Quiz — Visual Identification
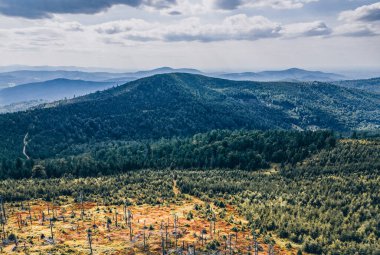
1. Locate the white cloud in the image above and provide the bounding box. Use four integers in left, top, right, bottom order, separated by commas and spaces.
335, 2, 380, 37
1, 14, 335, 50
94, 19, 154, 34
162, 15, 282, 41
93, 14, 282, 42
214, 0, 318, 10
334, 23, 380, 37
281, 21, 331, 38
339, 2, 380, 22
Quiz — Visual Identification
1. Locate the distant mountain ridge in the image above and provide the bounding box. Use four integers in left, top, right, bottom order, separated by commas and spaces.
219, 68, 345, 82
0, 79, 115, 106
0, 67, 203, 89
0, 67, 347, 90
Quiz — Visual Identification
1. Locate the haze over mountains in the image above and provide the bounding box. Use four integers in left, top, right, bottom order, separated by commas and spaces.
0, 66, 345, 89
0, 66, 379, 114
0, 79, 115, 106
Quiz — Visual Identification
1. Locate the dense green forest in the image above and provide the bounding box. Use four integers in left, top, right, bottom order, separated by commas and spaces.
0, 130, 335, 179
0, 73, 378, 160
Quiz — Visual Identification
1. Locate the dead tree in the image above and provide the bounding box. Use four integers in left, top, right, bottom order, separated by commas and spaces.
16, 214, 21, 229
87, 229, 93, 255
127, 210, 133, 241
143, 230, 146, 250
212, 212, 216, 236
165, 224, 169, 248
106, 218, 111, 232
28, 202, 32, 225
79, 191, 85, 220
49, 218, 54, 242
115, 210, 118, 227
174, 214, 178, 250
123, 201, 128, 225
0, 196, 6, 223
161, 234, 165, 255
41, 211, 45, 225
52, 199, 56, 219
229, 234, 233, 255
0, 215, 5, 241
254, 236, 258, 255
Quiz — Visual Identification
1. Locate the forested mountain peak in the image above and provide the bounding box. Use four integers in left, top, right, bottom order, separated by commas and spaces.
0, 73, 379, 160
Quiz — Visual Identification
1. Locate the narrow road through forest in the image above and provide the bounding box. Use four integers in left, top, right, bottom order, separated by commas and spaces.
23, 132, 30, 160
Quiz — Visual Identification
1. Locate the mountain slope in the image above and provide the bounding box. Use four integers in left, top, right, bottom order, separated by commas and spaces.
332, 77, 380, 93
0, 73, 378, 160
0, 79, 115, 106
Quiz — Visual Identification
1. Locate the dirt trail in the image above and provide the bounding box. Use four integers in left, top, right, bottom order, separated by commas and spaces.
23, 132, 30, 160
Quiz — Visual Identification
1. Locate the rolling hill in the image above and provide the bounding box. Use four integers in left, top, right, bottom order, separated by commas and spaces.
332, 77, 380, 93
0, 79, 116, 106
0, 73, 378, 160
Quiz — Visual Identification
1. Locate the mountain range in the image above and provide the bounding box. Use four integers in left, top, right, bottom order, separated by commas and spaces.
0, 67, 345, 89
0, 73, 378, 160
0, 67, 363, 111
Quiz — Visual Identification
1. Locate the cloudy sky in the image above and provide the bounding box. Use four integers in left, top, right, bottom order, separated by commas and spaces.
0, 0, 379, 72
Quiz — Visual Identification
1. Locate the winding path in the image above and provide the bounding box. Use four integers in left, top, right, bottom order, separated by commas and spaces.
23, 132, 30, 160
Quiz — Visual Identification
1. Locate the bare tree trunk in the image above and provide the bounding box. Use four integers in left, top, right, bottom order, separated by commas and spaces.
49, 218, 54, 242
165, 224, 169, 249
161, 235, 165, 255
0, 196, 6, 223
87, 230, 93, 255
143, 230, 146, 250
28, 202, 32, 225
254, 236, 258, 255
229, 234, 232, 255
80, 191, 85, 220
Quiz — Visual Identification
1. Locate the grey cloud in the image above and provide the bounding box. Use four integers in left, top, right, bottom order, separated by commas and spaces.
357, 5, 380, 22
168, 10, 182, 15
214, 0, 243, 10
280, 21, 331, 38
0, 0, 176, 19
303, 22, 331, 36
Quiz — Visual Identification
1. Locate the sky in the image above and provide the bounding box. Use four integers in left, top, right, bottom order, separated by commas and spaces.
0, 0, 379, 72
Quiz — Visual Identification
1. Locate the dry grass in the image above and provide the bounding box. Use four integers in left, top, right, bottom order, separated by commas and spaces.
0, 184, 302, 255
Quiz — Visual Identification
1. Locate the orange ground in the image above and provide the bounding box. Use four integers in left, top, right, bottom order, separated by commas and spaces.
0, 183, 302, 255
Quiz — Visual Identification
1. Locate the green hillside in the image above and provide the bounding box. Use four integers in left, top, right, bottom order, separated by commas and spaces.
0, 73, 378, 161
